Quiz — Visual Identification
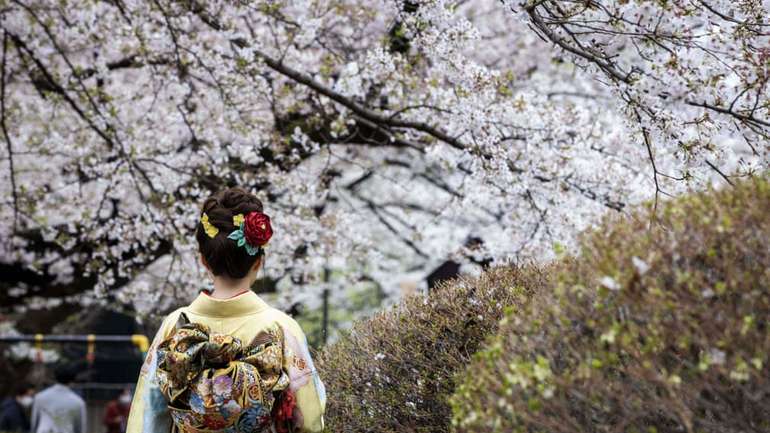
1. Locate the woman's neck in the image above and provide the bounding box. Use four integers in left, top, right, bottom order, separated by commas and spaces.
211, 276, 253, 299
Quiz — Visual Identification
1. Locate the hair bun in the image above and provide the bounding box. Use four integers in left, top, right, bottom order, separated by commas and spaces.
196, 187, 266, 279
220, 187, 258, 210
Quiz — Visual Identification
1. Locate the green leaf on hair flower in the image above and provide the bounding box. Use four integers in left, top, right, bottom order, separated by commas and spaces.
228, 229, 244, 240
245, 244, 259, 256
238, 237, 246, 247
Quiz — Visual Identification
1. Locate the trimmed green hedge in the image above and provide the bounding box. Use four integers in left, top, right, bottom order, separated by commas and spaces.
451, 178, 770, 433
316, 266, 550, 433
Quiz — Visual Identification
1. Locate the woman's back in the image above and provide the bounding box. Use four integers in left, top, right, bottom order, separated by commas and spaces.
127, 291, 326, 433
126, 187, 325, 433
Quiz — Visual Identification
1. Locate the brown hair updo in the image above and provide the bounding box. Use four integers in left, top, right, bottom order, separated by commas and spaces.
196, 187, 265, 279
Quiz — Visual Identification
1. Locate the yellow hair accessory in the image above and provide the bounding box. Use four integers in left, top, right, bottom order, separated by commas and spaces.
201, 213, 219, 238
233, 214, 245, 227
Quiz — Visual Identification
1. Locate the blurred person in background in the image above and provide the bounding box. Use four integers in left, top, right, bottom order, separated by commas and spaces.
30, 363, 86, 433
103, 388, 131, 433
0, 381, 35, 432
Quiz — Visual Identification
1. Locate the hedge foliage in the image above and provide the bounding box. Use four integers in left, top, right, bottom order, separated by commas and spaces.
451, 178, 770, 433
316, 265, 551, 433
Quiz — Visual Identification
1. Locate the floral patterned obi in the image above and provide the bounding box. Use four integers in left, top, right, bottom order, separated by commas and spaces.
155, 314, 290, 432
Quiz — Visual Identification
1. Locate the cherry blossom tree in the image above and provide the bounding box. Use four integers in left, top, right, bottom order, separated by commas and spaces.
513, 0, 769, 205
0, 0, 762, 316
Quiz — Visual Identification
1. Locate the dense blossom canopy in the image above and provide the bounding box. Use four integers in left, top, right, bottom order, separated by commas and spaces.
0, 0, 765, 313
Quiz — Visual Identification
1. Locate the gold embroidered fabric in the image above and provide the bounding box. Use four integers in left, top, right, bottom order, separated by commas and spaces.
155, 315, 289, 432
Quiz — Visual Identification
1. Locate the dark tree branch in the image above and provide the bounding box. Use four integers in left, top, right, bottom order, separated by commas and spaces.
704, 159, 734, 186
188, 4, 471, 152
686, 100, 770, 130
525, 4, 632, 84
634, 107, 671, 221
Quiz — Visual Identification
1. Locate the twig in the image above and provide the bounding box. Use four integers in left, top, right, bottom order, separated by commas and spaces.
633, 107, 668, 226
1, 31, 19, 233
704, 159, 734, 186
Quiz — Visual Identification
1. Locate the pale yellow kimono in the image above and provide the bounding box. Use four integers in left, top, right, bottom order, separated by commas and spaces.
126, 291, 326, 433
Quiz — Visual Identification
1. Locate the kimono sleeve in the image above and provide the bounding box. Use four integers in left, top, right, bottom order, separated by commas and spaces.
126, 309, 183, 433
278, 316, 327, 433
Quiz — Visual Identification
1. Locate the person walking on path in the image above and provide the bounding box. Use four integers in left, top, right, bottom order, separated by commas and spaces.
127, 187, 326, 433
103, 388, 131, 433
30, 364, 87, 433
0, 381, 35, 432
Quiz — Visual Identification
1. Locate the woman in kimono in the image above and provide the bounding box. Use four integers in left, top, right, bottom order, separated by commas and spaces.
126, 187, 326, 433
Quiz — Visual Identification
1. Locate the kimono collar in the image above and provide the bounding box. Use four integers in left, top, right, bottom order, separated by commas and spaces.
187, 290, 269, 318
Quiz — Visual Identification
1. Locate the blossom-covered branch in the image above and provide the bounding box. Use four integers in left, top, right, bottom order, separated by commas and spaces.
3, 0, 754, 315
516, 0, 768, 180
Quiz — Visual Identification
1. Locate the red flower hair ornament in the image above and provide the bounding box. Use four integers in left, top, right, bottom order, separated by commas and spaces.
227, 211, 273, 255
